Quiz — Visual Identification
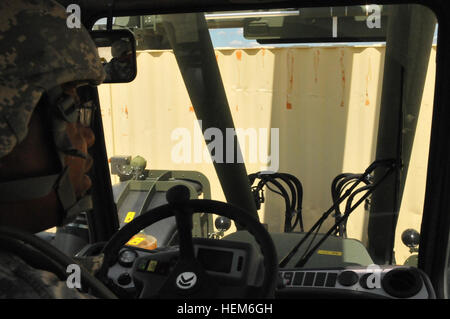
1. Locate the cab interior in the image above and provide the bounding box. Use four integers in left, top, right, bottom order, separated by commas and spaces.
6, 0, 450, 299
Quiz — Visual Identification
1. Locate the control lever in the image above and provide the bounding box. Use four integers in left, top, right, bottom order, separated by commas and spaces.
209, 216, 231, 239
401, 229, 420, 253
166, 185, 194, 261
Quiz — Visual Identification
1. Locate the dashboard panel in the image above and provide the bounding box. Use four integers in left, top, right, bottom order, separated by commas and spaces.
102, 233, 435, 299
223, 230, 436, 299
277, 266, 435, 299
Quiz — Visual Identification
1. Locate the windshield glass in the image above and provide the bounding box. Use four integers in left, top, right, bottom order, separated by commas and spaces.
94, 4, 437, 269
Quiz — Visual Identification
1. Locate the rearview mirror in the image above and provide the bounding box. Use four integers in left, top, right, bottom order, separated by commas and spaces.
90, 29, 137, 83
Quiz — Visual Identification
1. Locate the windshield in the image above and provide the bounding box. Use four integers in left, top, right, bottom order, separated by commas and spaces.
95, 4, 437, 269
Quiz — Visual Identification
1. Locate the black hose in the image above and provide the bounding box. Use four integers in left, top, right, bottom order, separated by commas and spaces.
250, 172, 304, 232
331, 173, 371, 237
257, 176, 293, 232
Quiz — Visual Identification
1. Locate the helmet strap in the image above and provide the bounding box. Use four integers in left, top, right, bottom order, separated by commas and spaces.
45, 86, 93, 226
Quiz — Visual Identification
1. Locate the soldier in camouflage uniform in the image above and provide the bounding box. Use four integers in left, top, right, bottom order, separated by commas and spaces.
103, 39, 134, 81
0, 0, 109, 298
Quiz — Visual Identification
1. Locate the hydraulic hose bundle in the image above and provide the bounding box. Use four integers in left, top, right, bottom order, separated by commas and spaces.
279, 159, 399, 268
248, 172, 303, 232
330, 173, 372, 237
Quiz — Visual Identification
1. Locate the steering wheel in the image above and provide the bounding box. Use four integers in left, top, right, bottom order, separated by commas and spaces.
98, 185, 278, 299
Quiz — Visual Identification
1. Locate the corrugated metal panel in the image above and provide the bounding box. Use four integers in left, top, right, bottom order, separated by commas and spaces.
98, 46, 435, 264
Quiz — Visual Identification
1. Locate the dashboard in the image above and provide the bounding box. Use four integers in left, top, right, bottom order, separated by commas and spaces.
103, 236, 435, 299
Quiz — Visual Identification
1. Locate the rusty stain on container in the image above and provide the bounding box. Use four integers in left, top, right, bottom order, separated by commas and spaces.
287, 50, 294, 110
288, 52, 294, 90
236, 51, 241, 87
261, 48, 266, 67
236, 50, 242, 61
340, 50, 346, 107
189, 105, 194, 112
365, 57, 372, 106
125, 105, 129, 118
314, 50, 320, 83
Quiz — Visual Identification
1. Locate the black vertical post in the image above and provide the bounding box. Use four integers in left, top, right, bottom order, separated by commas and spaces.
368, 5, 436, 264
162, 13, 258, 220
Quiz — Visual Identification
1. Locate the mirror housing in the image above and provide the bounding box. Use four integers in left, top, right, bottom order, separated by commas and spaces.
90, 29, 137, 83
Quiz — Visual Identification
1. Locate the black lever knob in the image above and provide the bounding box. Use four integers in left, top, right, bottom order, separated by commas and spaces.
166, 185, 191, 206
401, 229, 420, 250
215, 216, 231, 232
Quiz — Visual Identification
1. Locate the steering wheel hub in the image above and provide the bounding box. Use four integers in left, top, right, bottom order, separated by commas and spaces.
176, 272, 197, 289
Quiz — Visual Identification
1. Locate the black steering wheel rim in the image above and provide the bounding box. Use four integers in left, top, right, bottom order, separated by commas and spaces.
0, 226, 117, 299
99, 199, 278, 298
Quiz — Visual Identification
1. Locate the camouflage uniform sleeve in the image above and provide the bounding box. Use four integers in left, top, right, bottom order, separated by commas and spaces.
0, 251, 94, 299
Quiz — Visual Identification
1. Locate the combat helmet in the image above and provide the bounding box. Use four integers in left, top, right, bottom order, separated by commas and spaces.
0, 0, 105, 158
